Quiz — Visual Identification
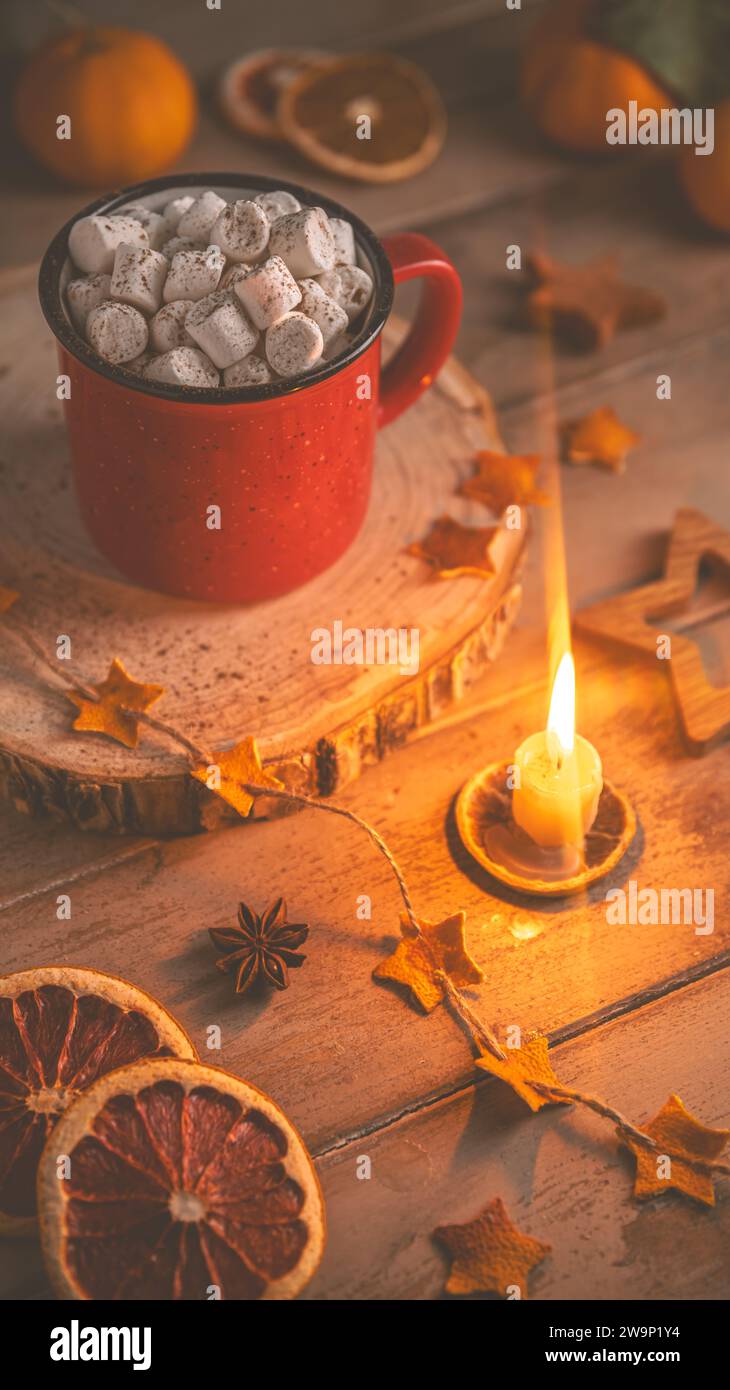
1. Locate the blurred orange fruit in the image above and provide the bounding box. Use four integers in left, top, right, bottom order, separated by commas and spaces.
14, 27, 197, 188
521, 0, 672, 155
679, 100, 730, 233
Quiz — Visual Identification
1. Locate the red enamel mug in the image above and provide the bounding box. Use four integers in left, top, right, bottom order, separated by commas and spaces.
39, 174, 462, 603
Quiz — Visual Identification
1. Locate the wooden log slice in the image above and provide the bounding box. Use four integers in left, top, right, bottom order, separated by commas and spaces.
0, 269, 526, 835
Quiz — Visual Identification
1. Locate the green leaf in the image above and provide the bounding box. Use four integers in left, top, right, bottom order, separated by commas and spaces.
595, 0, 730, 105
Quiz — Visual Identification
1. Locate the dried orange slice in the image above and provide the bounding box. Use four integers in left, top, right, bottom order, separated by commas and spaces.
0, 966, 195, 1235
38, 1057, 325, 1300
278, 53, 447, 183
218, 48, 329, 141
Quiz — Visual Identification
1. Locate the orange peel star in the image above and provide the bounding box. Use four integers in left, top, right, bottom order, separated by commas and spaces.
563, 406, 640, 473
191, 735, 284, 819
526, 251, 666, 351
68, 657, 164, 749
0, 586, 19, 614
475, 1035, 570, 1113
459, 451, 548, 516
373, 910, 482, 1013
407, 515, 498, 580
434, 1196, 551, 1299
621, 1092, 730, 1207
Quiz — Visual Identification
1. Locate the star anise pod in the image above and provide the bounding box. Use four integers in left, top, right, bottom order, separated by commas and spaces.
209, 898, 309, 994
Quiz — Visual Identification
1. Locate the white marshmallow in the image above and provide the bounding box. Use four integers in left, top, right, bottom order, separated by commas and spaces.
219, 263, 251, 292
110, 243, 168, 315
162, 195, 195, 230
68, 214, 148, 274
298, 278, 348, 347
177, 191, 228, 243
149, 300, 196, 353
210, 199, 270, 264
65, 273, 112, 332
254, 190, 302, 223
86, 301, 148, 364
265, 312, 323, 377
223, 354, 275, 388
185, 291, 259, 369
160, 235, 200, 261
113, 205, 171, 250
269, 207, 336, 278
323, 331, 350, 363
163, 245, 225, 302
234, 255, 301, 330
68, 198, 365, 392
317, 269, 342, 301
124, 349, 156, 376
325, 264, 373, 323
143, 347, 220, 389
329, 217, 356, 266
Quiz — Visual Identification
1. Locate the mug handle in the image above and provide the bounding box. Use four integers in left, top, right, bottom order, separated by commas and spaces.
377, 233, 463, 429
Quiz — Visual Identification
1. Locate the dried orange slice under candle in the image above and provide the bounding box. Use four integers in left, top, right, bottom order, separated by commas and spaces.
38, 1057, 325, 1300
278, 53, 447, 182
0, 966, 196, 1235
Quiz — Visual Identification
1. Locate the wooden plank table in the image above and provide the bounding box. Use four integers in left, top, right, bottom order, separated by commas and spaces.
1, 2, 729, 1301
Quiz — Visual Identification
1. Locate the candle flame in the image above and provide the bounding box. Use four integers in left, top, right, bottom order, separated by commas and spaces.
547, 651, 575, 757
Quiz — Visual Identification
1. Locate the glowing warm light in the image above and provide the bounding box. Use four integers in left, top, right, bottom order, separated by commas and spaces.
509, 918, 543, 942
547, 652, 576, 758
506, 229, 602, 851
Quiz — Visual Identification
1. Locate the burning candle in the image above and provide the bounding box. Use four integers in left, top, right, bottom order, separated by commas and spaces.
512, 653, 602, 849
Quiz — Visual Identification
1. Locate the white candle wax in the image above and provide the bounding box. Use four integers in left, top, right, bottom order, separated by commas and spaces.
512, 730, 603, 848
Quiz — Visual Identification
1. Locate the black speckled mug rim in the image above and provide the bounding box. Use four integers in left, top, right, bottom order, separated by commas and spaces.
38, 171, 395, 407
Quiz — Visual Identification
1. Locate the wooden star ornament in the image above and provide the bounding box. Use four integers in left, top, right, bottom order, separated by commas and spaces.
407, 516, 498, 580
526, 252, 666, 351
459, 451, 548, 516
620, 1093, 730, 1207
373, 910, 483, 1013
191, 735, 284, 818
68, 657, 164, 748
434, 1197, 551, 1298
563, 406, 641, 474
576, 509, 730, 752
475, 1035, 571, 1114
